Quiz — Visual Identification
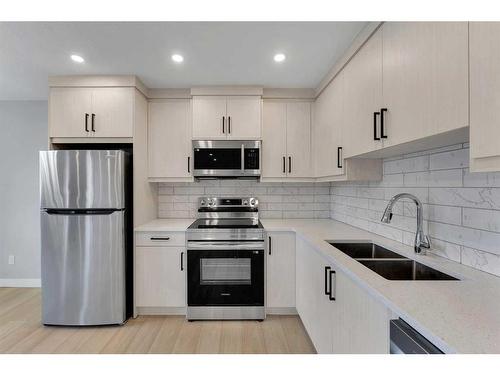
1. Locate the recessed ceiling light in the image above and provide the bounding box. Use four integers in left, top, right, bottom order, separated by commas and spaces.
70, 54, 85, 63
171, 54, 184, 63
274, 53, 286, 63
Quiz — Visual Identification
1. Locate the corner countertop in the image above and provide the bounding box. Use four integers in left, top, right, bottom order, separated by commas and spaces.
135, 218, 500, 354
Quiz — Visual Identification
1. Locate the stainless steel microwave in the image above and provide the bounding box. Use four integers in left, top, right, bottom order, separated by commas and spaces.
192, 140, 261, 179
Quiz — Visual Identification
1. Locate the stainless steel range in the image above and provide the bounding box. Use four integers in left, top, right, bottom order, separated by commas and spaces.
186, 197, 265, 321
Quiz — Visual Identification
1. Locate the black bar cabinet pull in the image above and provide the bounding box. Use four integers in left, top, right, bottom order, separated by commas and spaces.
288, 156, 292, 174
324, 266, 331, 296
329, 269, 336, 301
150, 237, 170, 241
282, 156, 286, 174
228, 116, 231, 134
85, 113, 89, 132
91, 113, 95, 132
373, 111, 380, 140
181, 252, 184, 271
187, 157, 190, 173
222, 116, 225, 134
337, 146, 343, 168
268, 236, 272, 255
380, 108, 388, 138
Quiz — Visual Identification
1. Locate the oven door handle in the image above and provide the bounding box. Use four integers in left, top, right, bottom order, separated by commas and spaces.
187, 242, 265, 251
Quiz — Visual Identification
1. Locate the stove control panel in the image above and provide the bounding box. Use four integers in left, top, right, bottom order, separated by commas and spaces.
197, 197, 259, 209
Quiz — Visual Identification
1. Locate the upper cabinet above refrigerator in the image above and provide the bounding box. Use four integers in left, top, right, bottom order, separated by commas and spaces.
192, 95, 262, 140
49, 87, 134, 139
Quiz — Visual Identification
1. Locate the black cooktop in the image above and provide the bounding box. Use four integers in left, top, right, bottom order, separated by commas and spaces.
188, 219, 263, 230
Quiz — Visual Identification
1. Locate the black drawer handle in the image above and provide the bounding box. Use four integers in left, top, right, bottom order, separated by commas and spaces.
288, 156, 292, 174
222, 116, 225, 134
181, 251, 184, 271
150, 237, 170, 241
91, 113, 95, 132
324, 266, 331, 296
268, 236, 272, 255
337, 146, 343, 169
85, 113, 89, 132
373, 111, 380, 140
380, 108, 388, 139
329, 269, 336, 301
187, 156, 190, 173
282, 156, 286, 174
228, 116, 231, 134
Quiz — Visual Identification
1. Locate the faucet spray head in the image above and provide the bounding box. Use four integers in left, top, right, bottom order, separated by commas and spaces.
381, 207, 393, 223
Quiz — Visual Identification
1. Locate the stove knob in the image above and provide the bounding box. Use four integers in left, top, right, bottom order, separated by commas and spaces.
249, 198, 257, 206
200, 199, 206, 206
243, 199, 249, 206
207, 199, 214, 206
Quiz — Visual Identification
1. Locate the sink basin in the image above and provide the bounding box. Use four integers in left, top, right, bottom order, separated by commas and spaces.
358, 260, 458, 281
329, 241, 406, 259
327, 241, 458, 281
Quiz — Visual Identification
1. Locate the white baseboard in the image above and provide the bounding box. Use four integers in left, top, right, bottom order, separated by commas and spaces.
136, 306, 186, 315
0, 278, 41, 287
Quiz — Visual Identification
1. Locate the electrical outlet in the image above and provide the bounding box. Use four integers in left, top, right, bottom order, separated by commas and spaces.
8, 255, 15, 265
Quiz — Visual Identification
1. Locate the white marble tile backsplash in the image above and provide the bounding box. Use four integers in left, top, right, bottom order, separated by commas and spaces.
330, 143, 500, 277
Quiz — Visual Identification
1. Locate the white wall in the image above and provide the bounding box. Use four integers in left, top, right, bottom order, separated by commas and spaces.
0, 101, 47, 285
330, 143, 500, 278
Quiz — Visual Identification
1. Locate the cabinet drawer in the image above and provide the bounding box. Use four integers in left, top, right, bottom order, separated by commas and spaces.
135, 231, 186, 247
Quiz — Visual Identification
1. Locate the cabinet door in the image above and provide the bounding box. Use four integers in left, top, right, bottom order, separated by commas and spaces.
90, 87, 134, 137
192, 96, 227, 139
262, 101, 287, 178
135, 247, 186, 307
266, 232, 295, 309
382, 22, 468, 147
343, 29, 383, 158
286, 102, 311, 177
148, 99, 192, 178
49, 87, 92, 137
334, 270, 390, 353
226, 96, 262, 139
296, 237, 334, 354
469, 22, 500, 172
314, 73, 344, 177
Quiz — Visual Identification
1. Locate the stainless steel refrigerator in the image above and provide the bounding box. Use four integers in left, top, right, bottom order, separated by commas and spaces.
40, 150, 132, 326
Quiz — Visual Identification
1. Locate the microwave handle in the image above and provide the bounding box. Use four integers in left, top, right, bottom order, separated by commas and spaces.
241, 144, 245, 173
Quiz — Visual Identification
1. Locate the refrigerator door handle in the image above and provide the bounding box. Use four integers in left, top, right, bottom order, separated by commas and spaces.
44, 209, 117, 215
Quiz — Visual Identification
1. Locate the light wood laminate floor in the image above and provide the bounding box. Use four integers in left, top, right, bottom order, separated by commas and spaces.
0, 288, 315, 354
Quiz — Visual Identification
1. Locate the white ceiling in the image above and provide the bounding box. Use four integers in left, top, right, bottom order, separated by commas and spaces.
0, 22, 366, 100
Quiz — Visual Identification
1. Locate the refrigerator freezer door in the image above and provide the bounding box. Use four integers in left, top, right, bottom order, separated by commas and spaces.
41, 210, 126, 325
40, 150, 126, 209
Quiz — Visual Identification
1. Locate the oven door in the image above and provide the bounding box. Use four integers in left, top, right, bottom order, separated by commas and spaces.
192, 140, 260, 178
187, 244, 264, 306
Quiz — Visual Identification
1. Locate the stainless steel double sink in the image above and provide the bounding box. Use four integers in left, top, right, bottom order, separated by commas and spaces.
328, 241, 458, 281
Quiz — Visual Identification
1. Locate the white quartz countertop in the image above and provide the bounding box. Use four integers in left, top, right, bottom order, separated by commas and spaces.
134, 219, 194, 232
136, 218, 500, 353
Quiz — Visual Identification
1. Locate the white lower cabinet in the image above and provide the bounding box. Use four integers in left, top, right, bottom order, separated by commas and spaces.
296, 236, 390, 353
135, 244, 186, 309
266, 232, 296, 312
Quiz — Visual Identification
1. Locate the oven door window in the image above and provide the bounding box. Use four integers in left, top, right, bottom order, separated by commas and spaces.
200, 258, 251, 285
194, 148, 241, 170
188, 250, 264, 306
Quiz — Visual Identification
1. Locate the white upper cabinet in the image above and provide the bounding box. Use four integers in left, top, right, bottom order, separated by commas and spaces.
343, 29, 383, 158
314, 72, 344, 177
262, 101, 287, 178
226, 96, 262, 139
192, 96, 261, 140
381, 22, 469, 147
469, 22, 500, 172
49, 88, 92, 138
192, 96, 227, 139
49, 87, 134, 138
148, 99, 192, 180
262, 100, 312, 179
286, 102, 312, 178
